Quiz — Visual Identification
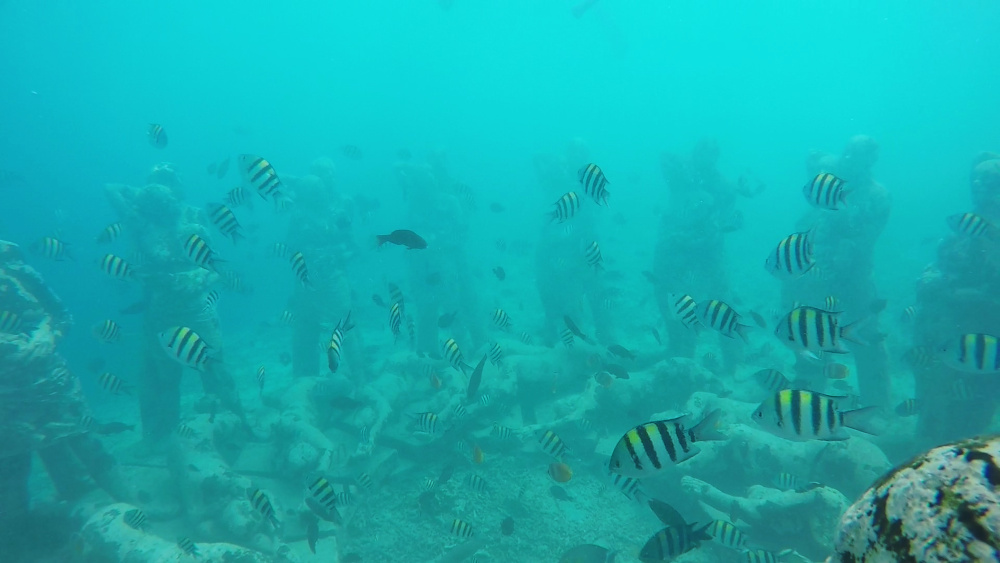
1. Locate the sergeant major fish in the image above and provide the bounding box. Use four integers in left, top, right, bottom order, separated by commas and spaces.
609, 409, 723, 477
751, 389, 878, 441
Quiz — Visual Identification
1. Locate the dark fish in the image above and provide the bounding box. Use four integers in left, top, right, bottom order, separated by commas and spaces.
342, 144, 363, 160
376, 229, 427, 250
640, 524, 711, 561
489, 202, 505, 213
748, 310, 767, 329
94, 421, 135, 435
606, 344, 635, 360
648, 499, 687, 529
563, 315, 593, 344
372, 294, 386, 308
438, 311, 458, 328
604, 364, 629, 379
492, 267, 506, 281
650, 327, 661, 344
147, 124, 167, 148
549, 485, 572, 501
467, 353, 487, 401
500, 516, 515, 536
307, 518, 319, 553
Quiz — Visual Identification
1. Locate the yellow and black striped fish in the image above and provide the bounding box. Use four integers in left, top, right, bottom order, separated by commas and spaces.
609, 410, 723, 477
802, 172, 847, 210
183, 234, 222, 272
548, 192, 580, 223
389, 302, 402, 339
239, 154, 287, 204
894, 398, 919, 417
123, 508, 147, 530
752, 368, 791, 393
560, 327, 574, 347
413, 411, 439, 434
640, 523, 711, 561
705, 520, 747, 550
158, 326, 212, 371
491, 308, 512, 330
824, 295, 839, 310
99, 253, 134, 280
99, 372, 130, 395
751, 389, 877, 441
226, 186, 252, 209
307, 476, 339, 512
947, 212, 996, 238
442, 337, 470, 374
584, 240, 604, 269
774, 306, 861, 357
327, 312, 354, 373
697, 299, 750, 343
450, 518, 474, 538
940, 333, 1000, 373
93, 319, 121, 343
539, 429, 568, 460
35, 236, 71, 260
206, 203, 245, 243
488, 342, 504, 366
247, 488, 280, 528
578, 163, 610, 206
742, 549, 780, 563
288, 251, 310, 286
764, 231, 814, 279
356, 471, 374, 492
668, 293, 701, 331
97, 222, 123, 244
176, 538, 199, 558
147, 123, 167, 149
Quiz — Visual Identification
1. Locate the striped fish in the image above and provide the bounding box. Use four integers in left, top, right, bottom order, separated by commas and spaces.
183, 234, 222, 272
697, 299, 750, 343
307, 476, 339, 512
176, 538, 199, 558
177, 423, 197, 439
764, 231, 814, 279
206, 203, 245, 243
158, 326, 212, 371
640, 524, 711, 561
220, 270, 249, 293
35, 236, 71, 260
742, 549, 779, 563
327, 312, 355, 373
147, 123, 167, 148
466, 474, 487, 493
123, 508, 147, 530
705, 520, 747, 550
825, 295, 839, 310
491, 308, 512, 330
450, 519, 474, 538
940, 333, 1000, 373
492, 423, 513, 439
99, 372, 129, 395
453, 403, 468, 419
753, 368, 792, 393
247, 488, 280, 528
895, 398, 919, 417
773, 472, 800, 490
609, 410, 723, 477
389, 302, 402, 339
93, 319, 121, 343
388, 283, 405, 309
751, 389, 877, 441
97, 222, 123, 244
899, 305, 916, 323
578, 163, 610, 205
607, 472, 644, 500
414, 411, 439, 434
584, 240, 604, 269
0, 311, 22, 333
802, 172, 848, 210
442, 337, 470, 374
356, 472, 374, 492
548, 192, 580, 222
774, 306, 861, 357
256, 365, 265, 395
202, 290, 221, 315
272, 242, 291, 259
479, 394, 492, 407
280, 310, 294, 324
99, 253, 135, 280
947, 212, 996, 238
667, 293, 701, 331
239, 154, 286, 203
519, 331, 533, 345
488, 342, 504, 366
226, 185, 252, 208
288, 251, 310, 286
539, 429, 568, 460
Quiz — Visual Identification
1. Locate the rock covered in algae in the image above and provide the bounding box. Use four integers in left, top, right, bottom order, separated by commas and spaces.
832, 434, 1000, 562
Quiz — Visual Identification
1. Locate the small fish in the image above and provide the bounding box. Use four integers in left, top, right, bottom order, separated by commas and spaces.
201, 290, 221, 315
560, 328, 575, 347
825, 295, 840, 310
467, 353, 486, 400
585, 241, 604, 269
501, 516, 515, 536
429, 371, 442, 389
748, 310, 768, 329
775, 306, 862, 357
548, 192, 580, 222
548, 462, 573, 483
327, 312, 355, 373
900, 305, 917, 323
697, 300, 750, 343
802, 172, 848, 210
492, 266, 506, 281
519, 331, 533, 345
226, 185, 251, 208
563, 315, 593, 343
99, 253, 135, 280
824, 362, 850, 379
177, 537, 199, 557
279, 310, 295, 324
272, 242, 291, 259
388, 283, 405, 309
609, 410, 724, 477
492, 423, 513, 439
549, 485, 572, 501
472, 445, 485, 464
479, 394, 492, 407
0, 311, 23, 334
594, 371, 613, 388
93, 319, 121, 343
438, 311, 458, 328
159, 327, 212, 371
753, 368, 792, 392
376, 229, 427, 250
183, 234, 222, 272
606, 344, 634, 360
247, 488, 280, 528
372, 294, 386, 308
705, 520, 747, 550
97, 222, 123, 244
751, 389, 879, 441
640, 523, 711, 561
491, 308, 512, 330
894, 398, 919, 417
35, 236, 71, 260
939, 333, 1000, 373
578, 163, 611, 205
414, 411, 439, 434
608, 473, 643, 500
307, 476, 340, 513
99, 372, 130, 395
239, 154, 287, 204
488, 342, 504, 366
288, 251, 310, 286
360, 425, 373, 444
147, 123, 167, 148
356, 472, 374, 492
443, 338, 471, 374
558, 544, 614, 563
489, 202, 505, 213
947, 212, 996, 238
177, 423, 197, 439
256, 365, 265, 395
342, 144, 363, 160
467, 474, 487, 492
206, 203, 245, 243
765, 231, 815, 279
123, 508, 147, 530
539, 429, 568, 460
604, 363, 629, 380
388, 302, 402, 340
650, 327, 662, 344
773, 472, 800, 490
450, 519, 474, 538
742, 549, 780, 563
668, 293, 701, 331
307, 519, 319, 554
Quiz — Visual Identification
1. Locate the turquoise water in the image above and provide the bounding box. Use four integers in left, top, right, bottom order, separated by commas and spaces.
2, 2, 1000, 562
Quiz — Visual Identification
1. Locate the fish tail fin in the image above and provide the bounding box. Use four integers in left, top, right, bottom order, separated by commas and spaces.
692, 408, 725, 441
839, 318, 869, 346
340, 311, 355, 333
840, 406, 882, 435
734, 323, 751, 344
375, 235, 387, 248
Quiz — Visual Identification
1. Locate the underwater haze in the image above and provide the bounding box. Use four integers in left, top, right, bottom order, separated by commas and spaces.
2, 1, 1000, 562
